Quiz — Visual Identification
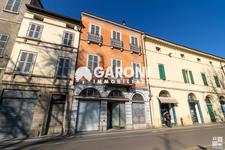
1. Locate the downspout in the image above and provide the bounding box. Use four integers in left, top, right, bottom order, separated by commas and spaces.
142, 34, 154, 128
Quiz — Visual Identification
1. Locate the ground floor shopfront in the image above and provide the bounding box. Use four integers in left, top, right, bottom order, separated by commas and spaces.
150, 87, 225, 128
0, 82, 73, 139
69, 83, 151, 133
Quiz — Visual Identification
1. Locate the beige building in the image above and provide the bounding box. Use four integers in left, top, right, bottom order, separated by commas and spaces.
0, 5, 81, 138
144, 35, 225, 128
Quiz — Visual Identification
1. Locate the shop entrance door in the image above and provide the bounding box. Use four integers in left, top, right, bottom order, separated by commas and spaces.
107, 102, 125, 129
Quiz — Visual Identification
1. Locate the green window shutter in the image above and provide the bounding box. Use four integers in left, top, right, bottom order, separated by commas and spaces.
158, 64, 166, 80
201, 73, 208, 86
182, 69, 188, 83
214, 76, 221, 88
189, 71, 195, 84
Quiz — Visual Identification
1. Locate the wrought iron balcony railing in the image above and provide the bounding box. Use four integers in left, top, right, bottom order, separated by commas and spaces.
111, 39, 123, 49
130, 44, 140, 53
88, 33, 102, 44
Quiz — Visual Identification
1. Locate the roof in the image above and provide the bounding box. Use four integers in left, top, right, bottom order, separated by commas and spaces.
82, 12, 144, 34
144, 33, 225, 61
30, 0, 44, 8
26, 4, 81, 26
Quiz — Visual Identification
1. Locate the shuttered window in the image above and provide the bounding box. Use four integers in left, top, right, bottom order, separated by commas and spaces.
63, 31, 73, 46
214, 75, 221, 88
182, 69, 194, 84
56, 58, 70, 78
27, 23, 43, 39
112, 31, 121, 41
0, 34, 8, 55
90, 24, 100, 36
158, 64, 166, 80
133, 63, 141, 80
131, 36, 138, 46
201, 73, 208, 86
87, 55, 99, 73
189, 71, 195, 84
16, 51, 36, 74
112, 59, 122, 79
5, 0, 21, 12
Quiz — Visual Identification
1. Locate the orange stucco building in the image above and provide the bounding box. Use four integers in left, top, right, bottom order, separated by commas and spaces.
70, 12, 151, 133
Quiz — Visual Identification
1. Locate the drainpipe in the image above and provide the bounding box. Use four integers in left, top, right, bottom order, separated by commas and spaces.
142, 34, 154, 128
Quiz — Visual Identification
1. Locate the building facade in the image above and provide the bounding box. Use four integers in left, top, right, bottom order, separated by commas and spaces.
0, 5, 81, 138
0, 0, 43, 80
70, 13, 151, 133
144, 35, 225, 128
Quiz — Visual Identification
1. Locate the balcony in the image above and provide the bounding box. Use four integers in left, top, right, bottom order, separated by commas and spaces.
111, 39, 123, 49
130, 44, 140, 53
87, 33, 102, 45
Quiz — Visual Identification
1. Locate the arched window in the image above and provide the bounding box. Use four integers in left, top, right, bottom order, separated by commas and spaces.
79, 88, 100, 97
206, 96, 213, 104
188, 93, 197, 101
132, 94, 145, 124
159, 90, 170, 97
108, 90, 124, 98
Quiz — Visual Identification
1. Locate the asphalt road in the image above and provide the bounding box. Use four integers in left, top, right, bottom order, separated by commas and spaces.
3, 124, 225, 150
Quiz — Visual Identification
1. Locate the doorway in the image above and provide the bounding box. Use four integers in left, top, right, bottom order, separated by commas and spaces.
107, 102, 126, 129
45, 94, 66, 135
160, 103, 176, 127
188, 93, 203, 124
220, 96, 225, 117
206, 96, 216, 122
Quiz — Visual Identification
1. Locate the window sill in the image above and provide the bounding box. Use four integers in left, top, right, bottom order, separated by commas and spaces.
24, 37, 41, 42
2, 9, 19, 15
55, 76, 70, 80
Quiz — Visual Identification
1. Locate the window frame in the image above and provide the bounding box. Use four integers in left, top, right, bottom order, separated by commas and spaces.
132, 62, 141, 80
86, 54, 100, 74
111, 58, 122, 79
158, 63, 166, 80
4, 0, 21, 13
201, 72, 208, 86
111, 30, 122, 41
130, 35, 139, 46
182, 69, 195, 84
62, 31, 74, 46
56, 57, 71, 79
14, 50, 37, 74
89, 23, 101, 36
214, 75, 221, 88
26, 22, 43, 39
0, 34, 9, 56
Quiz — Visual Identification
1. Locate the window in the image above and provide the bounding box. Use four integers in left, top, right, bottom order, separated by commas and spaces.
63, 31, 73, 46
5, 0, 21, 12
112, 30, 121, 41
27, 23, 43, 39
182, 69, 195, 84
90, 24, 100, 36
56, 58, 70, 78
87, 55, 99, 73
112, 59, 122, 78
15, 51, 36, 74
0, 34, 8, 56
180, 54, 185, 58
133, 63, 141, 80
158, 64, 166, 80
201, 73, 208, 86
130, 36, 138, 46
214, 75, 221, 88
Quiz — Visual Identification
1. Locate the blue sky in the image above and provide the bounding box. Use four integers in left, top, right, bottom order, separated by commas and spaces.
42, 0, 225, 58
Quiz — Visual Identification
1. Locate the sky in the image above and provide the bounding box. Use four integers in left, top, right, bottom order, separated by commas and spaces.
42, 0, 225, 58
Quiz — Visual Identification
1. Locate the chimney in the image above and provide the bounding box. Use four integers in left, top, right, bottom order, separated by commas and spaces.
122, 20, 126, 26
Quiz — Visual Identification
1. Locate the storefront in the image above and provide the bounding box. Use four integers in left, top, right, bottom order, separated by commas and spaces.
158, 90, 177, 127
187, 93, 203, 124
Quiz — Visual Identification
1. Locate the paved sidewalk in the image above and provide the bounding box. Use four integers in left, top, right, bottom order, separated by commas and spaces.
0, 123, 224, 150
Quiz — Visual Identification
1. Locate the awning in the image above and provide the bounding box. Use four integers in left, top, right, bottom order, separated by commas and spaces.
157, 97, 178, 104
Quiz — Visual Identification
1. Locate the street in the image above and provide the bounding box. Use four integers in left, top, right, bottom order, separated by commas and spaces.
1, 124, 225, 150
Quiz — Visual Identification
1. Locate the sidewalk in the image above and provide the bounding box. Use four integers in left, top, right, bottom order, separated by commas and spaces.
0, 123, 224, 149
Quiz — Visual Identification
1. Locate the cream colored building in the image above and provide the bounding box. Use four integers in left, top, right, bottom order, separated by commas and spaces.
144, 35, 225, 128
0, 5, 81, 138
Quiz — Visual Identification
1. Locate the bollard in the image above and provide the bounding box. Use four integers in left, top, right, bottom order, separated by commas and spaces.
180, 117, 184, 126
